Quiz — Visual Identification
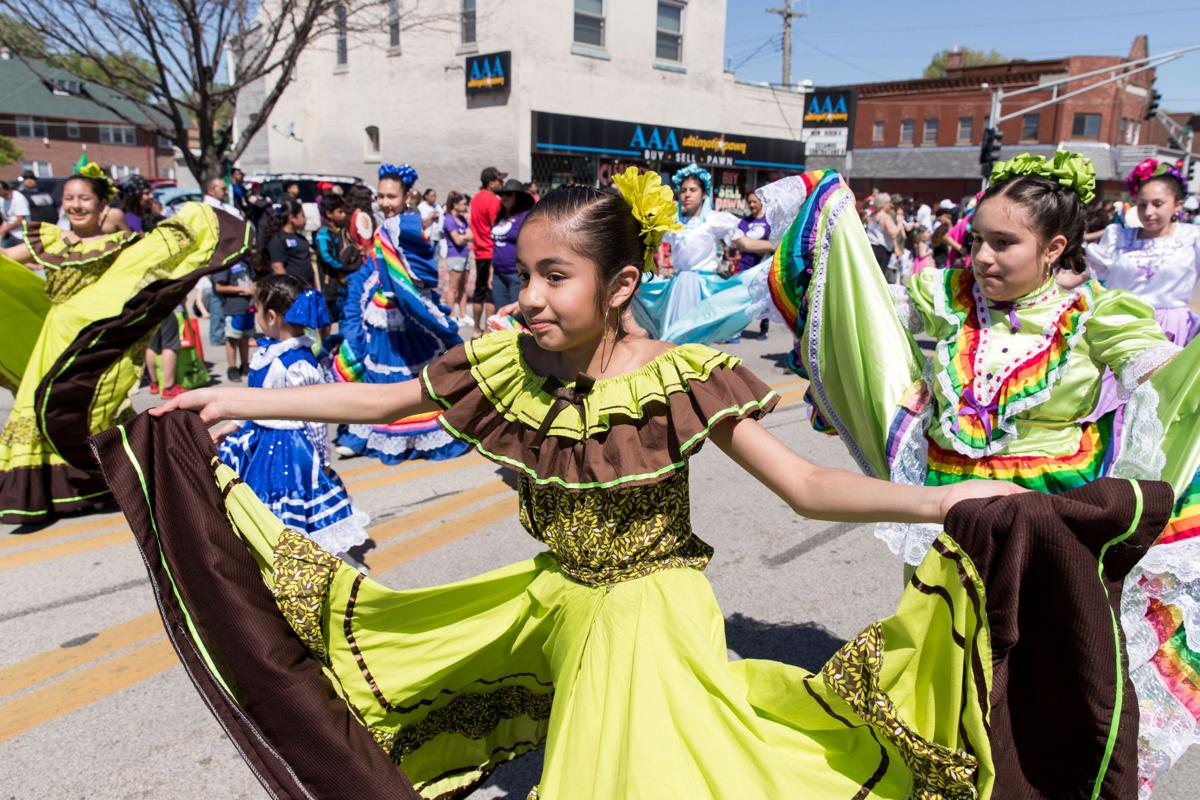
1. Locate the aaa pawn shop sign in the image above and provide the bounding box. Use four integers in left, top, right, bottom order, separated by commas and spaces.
465, 51, 511, 95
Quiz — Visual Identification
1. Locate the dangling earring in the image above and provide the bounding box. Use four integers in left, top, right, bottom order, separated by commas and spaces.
599, 305, 617, 373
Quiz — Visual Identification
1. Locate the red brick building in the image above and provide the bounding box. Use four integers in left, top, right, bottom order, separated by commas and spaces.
807, 37, 1184, 205
0, 52, 179, 182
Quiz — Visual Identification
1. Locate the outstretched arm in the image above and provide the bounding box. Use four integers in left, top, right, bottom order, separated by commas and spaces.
710, 416, 1024, 524
151, 379, 438, 427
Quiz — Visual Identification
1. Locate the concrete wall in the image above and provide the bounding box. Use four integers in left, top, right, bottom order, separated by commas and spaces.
235, 0, 806, 192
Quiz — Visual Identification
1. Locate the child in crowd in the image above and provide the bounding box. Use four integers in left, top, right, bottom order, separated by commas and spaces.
314, 192, 353, 329
911, 226, 933, 276
265, 198, 314, 288
213, 275, 369, 567
212, 260, 255, 383
442, 191, 473, 325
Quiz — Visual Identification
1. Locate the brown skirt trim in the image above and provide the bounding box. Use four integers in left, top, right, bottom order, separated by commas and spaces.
36, 208, 250, 471
89, 411, 422, 800
0, 462, 110, 524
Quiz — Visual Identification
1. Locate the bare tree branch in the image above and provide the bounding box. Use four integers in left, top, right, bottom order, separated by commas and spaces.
0, 0, 458, 182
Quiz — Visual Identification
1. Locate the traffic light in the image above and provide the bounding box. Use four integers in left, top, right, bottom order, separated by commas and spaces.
980, 127, 1003, 178
1145, 90, 1162, 121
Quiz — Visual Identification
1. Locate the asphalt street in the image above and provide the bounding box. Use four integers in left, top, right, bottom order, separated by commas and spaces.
1, 320, 1197, 799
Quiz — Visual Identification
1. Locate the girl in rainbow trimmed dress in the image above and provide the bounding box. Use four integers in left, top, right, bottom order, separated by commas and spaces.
762, 151, 1200, 796
215, 276, 369, 565
101, 164, 1181, 799
332, 163, 469, 464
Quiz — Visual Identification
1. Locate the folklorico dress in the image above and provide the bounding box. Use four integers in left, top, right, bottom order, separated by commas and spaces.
1085, 222, 1200, 419
764, 168, 1200, 796
632, 208, 746, 343
0, 203, 248, 524
93, 330, 1178, 799
332, 215, 469, 463
218, 336, 368, 559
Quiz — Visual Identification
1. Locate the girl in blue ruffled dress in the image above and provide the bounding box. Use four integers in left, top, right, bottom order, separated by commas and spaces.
216, 275, 370, 564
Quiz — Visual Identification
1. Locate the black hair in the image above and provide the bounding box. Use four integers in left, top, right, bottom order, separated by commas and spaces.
422, 187, 436, 199
1140, 172, 1186, 201
980, 174, 1088, 274
523, 185, 643, 312
678, 175, 707, 196
346, 185, 374, 215
322, 192, 346, 215
66, 172, 114, 202
446, 191, 469, 211
253, 198, 305, 274
254, 273, 308, 323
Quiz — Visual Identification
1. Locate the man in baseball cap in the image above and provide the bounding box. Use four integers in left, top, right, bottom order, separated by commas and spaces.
480, 166, 506, 186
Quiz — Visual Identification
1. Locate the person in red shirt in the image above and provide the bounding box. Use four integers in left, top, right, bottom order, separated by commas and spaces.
469, 166, 504, 332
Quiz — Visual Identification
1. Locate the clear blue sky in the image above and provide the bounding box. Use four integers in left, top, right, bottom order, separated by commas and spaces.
725, 0, 1200, 110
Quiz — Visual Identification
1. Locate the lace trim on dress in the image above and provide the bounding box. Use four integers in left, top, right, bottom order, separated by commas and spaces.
744, 265, 785, 325
755, 175, 813, 247
306, 509, 371, 559
1110, 381, 1166, 482
889, 283, 922, 334
1116, 342, 1181, 399
874, 377, 939, 565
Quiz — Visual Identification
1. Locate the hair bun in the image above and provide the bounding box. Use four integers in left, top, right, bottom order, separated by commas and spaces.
989, 150, 1095, 204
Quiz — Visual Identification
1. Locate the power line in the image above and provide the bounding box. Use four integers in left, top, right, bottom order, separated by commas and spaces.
792, 6, 1200, 36
730, 34, 782, 72
795, 36, 890, 80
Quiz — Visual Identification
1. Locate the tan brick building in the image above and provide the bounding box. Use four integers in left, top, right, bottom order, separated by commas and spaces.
0, 52, 178, 182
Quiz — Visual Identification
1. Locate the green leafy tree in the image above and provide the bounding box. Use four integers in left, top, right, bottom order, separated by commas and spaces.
0, 133, 22, 166
923, 48, 1008, 79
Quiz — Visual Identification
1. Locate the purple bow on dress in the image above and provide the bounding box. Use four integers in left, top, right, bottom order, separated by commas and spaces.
953, 386, 999, 440
988, 301, 1021, 333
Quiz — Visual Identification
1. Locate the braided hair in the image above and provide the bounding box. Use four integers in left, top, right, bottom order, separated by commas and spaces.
979, 175, 1088, 274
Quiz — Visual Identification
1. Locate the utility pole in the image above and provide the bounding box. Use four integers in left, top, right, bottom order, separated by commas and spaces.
768, 0, 807, 88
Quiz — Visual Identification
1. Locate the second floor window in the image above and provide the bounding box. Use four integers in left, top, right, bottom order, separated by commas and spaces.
574, 0, 604, 47
957, 116, 973, 142
899, 119, 914, 144
1072, 113, 1101, 138
872, 120, 885, 142
461, 0, 476, 44
388, 0, 400, 49
100, 124, 136, 145
923, 118, 938, 145
335, 4, 347, 66
656, 1, 683, 62
15, 117, 48, 138
1021, 113, 1040, 141
67, 120, 81, 139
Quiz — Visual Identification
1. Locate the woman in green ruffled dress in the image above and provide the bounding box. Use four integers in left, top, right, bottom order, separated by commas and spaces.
0, 165, 249, 524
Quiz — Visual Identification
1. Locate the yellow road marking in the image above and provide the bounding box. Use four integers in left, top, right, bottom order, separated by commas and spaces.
370, 495, 517, 574
339, 452, 486, 480
0, 513, 123, 550
0, 530, 132, 572
0, 612, 162, 698
0, 637, 177, 743
0, 482, 516, 738
768, 375, 805, 391
345, 456, 493, 495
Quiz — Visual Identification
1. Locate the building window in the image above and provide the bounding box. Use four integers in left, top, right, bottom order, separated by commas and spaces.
1021, 113, 1040, 141
20, 160, 52, 177
461, 0, 476, 44
158, 135, 173, 149
111, 165, 140, 179
872, 120, 885, 142
387, 0, 400, 49
899, 119, 915, 145
335, 4, 348, 66
15, 117, 48, 138
1072, 113, 1101, 138
655, 1, 684, 62
956, 116, 973, 143
100, 124, 136, 145
922, 118, 938, 145
574, 0, 604, 47
1119, 117, 1141, 146
52, 78, 82, 96
67, 120, 81, 139
365, 125, 380, 157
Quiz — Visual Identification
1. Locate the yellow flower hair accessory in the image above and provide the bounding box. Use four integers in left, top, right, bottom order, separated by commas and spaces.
988, 150, 1096, 205
611, 166, 683, 273
75, 162, 117, 200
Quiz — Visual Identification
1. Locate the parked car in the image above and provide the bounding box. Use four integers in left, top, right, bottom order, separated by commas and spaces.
245, 172, 361, 232
155, 187, 204, 215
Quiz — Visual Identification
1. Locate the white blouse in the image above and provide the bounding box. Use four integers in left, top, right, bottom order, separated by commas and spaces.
1085, 223, 1200, 309
665, 210, 741, 273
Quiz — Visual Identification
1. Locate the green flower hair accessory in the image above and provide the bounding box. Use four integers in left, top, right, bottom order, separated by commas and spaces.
74, 162, 117, 200
611, 166, 683, 273
988, 150, 1096, 205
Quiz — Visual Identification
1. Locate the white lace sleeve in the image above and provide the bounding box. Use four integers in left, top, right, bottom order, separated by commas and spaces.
888, 283, 922, 333
1116, 342, 1181, 399
285, 358, 332, 467
1084, 224, 1121, 281
755, 175, 815, 247
743, 264, 784, 324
